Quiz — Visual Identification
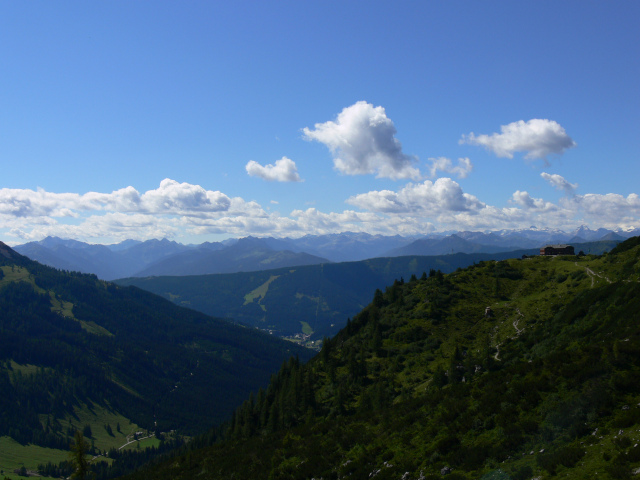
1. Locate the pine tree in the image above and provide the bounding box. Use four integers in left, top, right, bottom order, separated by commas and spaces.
320, 337, 331, 364
69, 430, 93, 480
373, 288, 385, 307
371, 323, 382, 356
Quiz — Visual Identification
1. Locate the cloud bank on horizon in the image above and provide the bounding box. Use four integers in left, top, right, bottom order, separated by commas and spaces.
1, 101, 638, 245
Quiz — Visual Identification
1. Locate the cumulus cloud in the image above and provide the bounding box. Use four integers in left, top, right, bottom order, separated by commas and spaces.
427, 157, 473, 179
511, 191, 558, 211
0, 187, 83, 218
541, 172, 578, 194
139, 179, 231, 214
245, 157, 302, 182
2, 177, 639, 245
566, 193, 640, 219
302, 101, 420, 180
0, 179, 231, 218
347, 178, 485, 214
460, 119, 576, 161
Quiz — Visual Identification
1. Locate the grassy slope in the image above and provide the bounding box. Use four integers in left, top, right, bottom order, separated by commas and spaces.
0, 401, 141, 478
0, 436, 68, 480
0, 265, 113, 337
121, 239, 640, 479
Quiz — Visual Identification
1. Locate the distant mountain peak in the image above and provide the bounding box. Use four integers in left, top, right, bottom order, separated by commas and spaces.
236, 236, 271, 248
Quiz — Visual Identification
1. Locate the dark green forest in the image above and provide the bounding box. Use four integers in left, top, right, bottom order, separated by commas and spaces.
0, 243, 310, 477
121, 237, 640, 479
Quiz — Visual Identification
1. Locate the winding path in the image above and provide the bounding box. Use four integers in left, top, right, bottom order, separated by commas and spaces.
576, 262, 612, 286
492, 307, 526, 361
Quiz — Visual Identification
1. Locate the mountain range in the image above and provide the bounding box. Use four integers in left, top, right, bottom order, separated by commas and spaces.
12, 226, 639, 280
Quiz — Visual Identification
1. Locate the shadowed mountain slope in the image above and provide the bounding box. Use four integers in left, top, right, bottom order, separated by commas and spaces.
132, 236, 330, 277
0, 242, 311, 452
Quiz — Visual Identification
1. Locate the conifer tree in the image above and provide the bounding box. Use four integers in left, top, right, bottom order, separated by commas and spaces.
69, 430, 93, 480
372, 323, 382, 356
373, 288, 385, 308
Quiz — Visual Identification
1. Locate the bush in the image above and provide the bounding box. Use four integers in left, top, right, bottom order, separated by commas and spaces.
537, 445, 585, 474
511, 465, 533, 480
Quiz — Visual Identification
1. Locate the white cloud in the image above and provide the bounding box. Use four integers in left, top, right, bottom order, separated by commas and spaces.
541, 172, 578, 194
347, 178, 485, 214
460, 119, 576, 160
182, 213, 300, 237
290, 208, 381, 234
245, 157, 302, 182
302, 101, 420, 180
139, 179, 231, 214
566, 193, 640, 219
0, 179, 231, 218
511, 190, 558, 211
0, 212, 180, 244
0, 187, 83, 217
428, 157, 473, 179
288, 208, 437, 237
2, 177, 639, 244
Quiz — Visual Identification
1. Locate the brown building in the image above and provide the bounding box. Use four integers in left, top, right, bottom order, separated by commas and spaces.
540, 244, 575, 256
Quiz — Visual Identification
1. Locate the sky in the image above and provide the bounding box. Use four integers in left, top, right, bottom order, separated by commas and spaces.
1, 1, 639, 245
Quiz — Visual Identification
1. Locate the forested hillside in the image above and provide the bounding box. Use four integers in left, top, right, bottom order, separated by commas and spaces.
122, 236, 640, 480
116, 242, 614, 344
0, 242, 310, 477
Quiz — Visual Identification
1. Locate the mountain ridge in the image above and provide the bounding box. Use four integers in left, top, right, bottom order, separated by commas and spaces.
12, 226, 635, 280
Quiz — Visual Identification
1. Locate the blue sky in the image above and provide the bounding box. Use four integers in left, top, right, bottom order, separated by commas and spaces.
1, 1, 639, 245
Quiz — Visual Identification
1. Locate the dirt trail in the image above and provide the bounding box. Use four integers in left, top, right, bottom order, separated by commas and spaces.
513, 308, 525, 335
91, 433, 156, 461
576, 262, 612, 286
492, 307, 525, 361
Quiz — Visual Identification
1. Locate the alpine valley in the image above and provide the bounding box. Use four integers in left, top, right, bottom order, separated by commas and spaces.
0, 242, 311, 478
